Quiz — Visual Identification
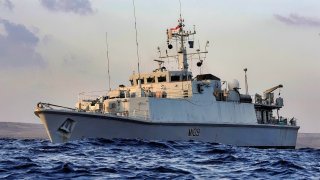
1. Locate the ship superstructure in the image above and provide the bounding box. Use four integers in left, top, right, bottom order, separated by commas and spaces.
35, 15, 299, 148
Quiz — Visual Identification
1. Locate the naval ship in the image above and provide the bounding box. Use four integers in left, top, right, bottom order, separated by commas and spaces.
35, 16, 299, 148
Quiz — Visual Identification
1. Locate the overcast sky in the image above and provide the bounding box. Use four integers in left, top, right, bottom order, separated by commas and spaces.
0, 0, 319, 133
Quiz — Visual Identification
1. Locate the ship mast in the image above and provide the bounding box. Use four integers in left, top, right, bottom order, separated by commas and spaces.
178, 0, 185, 70
172, 17, 196, 71
162, 15, 208, 73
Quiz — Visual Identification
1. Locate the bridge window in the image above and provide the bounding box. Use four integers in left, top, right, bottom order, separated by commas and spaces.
158, 76, 166, 82
171, 75, 180, 82
181, 75, 192, 81
182, 75, 188, 81
136, 79, 144, 84
147, 77, 155, 83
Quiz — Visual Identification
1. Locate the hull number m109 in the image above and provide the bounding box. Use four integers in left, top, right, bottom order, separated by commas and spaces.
188, 128, 200, 136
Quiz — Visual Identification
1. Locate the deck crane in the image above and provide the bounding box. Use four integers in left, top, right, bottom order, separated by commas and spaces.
263, 84, 283, 105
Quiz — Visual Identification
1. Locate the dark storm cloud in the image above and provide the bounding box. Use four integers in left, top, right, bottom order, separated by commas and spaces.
274, 14, 320, 27
0, 0, 14, 10
40, 0, 93, 15
0, 19, 46, 68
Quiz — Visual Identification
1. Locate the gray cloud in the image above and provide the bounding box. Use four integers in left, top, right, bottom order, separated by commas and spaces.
40, 0, 93, 15
274, 14, 320, 27
0, 19, 46, 68
0, 0, 14, 10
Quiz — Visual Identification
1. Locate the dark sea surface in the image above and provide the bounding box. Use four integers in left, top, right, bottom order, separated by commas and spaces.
0, 138, 319, 179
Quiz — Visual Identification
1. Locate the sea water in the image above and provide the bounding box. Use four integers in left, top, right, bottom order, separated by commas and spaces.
0, 138, 319, 179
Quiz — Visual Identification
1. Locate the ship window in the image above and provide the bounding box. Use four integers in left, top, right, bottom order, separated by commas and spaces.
111, 103, 116, 108
147, 77, 155, 83
130, 80, 134, 86
182, 75, 188, 81
158, 76, 166, 82
136, 79, 144, 84
120, 91, 125, 98
171, 75, 180, 82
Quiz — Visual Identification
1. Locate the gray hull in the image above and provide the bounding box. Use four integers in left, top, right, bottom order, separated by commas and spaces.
36, 109, 299, 148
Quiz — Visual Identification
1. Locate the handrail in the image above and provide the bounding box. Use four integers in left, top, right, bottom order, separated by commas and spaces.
78, 90, 109, 101
37, 102, 76, 111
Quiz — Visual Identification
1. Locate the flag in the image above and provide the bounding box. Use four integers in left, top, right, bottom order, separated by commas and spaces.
170, 25, 181, 33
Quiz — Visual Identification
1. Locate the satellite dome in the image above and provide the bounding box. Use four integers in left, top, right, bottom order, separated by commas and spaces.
228, 79, 240, 90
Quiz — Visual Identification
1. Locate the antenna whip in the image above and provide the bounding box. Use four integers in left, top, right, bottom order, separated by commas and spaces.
179, 0, 182, 18
132, 0, 141, 79
106, 32, 111, 91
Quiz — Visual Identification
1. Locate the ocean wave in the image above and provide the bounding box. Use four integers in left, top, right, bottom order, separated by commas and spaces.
0, 138, 319, 179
